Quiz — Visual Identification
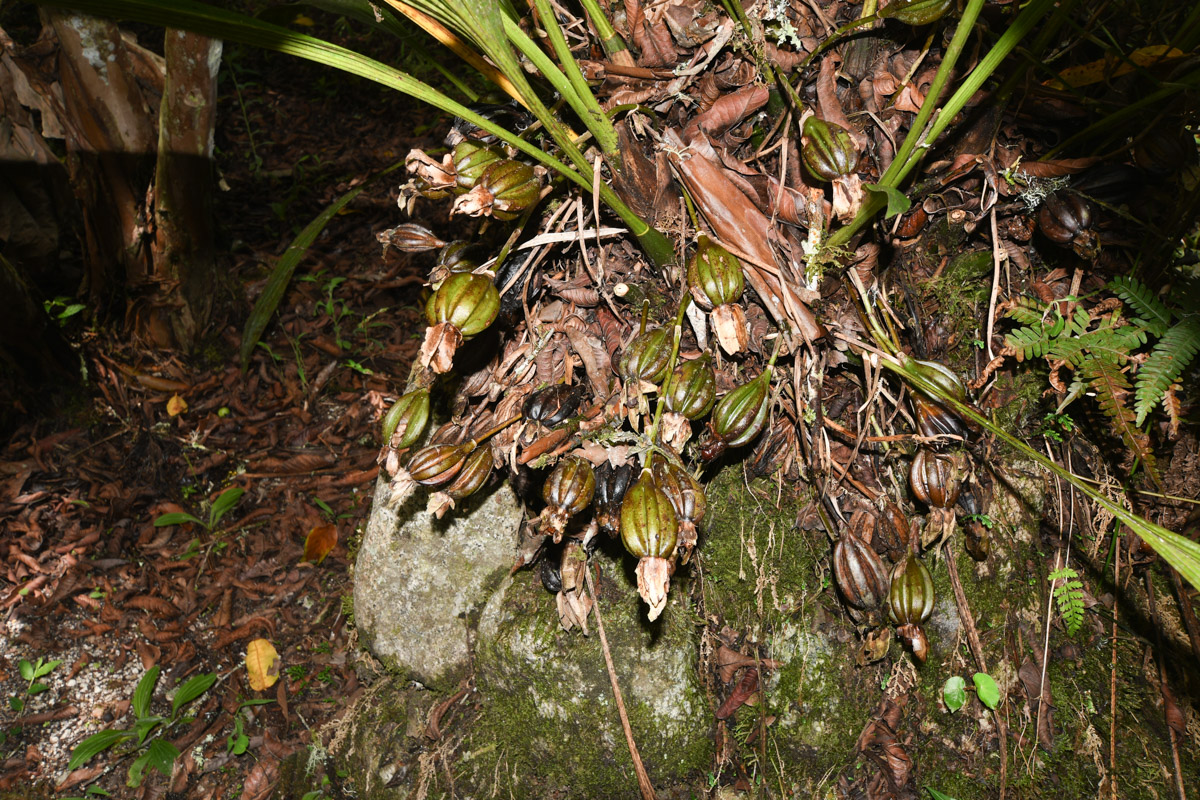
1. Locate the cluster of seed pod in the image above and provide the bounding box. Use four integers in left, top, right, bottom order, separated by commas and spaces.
375, 215, 787, 623
830, 356, 991, 663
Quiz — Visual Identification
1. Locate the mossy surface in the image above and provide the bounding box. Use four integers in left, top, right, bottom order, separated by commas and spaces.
459, 561, 712, 798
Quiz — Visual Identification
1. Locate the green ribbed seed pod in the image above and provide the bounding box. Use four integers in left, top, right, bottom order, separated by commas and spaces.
620, 473, 678, 560
619, 327, 672, 385
688, 235, 744, 308
437, 240, 478, 273
802, 117, 860, 181
888, 556, 935, 625
906, 358, 968, 405
711, 370, 772, 447
426, 273, 500, 338
381, 388, 430, 448
650, 457, 707, 526
453, 139, 505, 189
477, 160, 542, 220
665, 357, 717, 420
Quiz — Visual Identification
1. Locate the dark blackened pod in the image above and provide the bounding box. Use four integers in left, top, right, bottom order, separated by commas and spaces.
444, 445, 493, 501
453, 139, 505, 189
915, 396, 970, 441
909, 448, 964, 508
542, 456, 596, 542
888, 556, 935, 626
619, 327, 672, 386
664, 357, 717, 420
523, 384, 587, 426
620, 472, 678, 560
834, 532, 890, 611
495, 248, 541, 329
407, 443, 473, 487
595, 462, 636, 535
540, 554, 563, 593
437, 240, 479, 273
801, 117, 860, 181
1038, 192, 1098, 258
381, 388, 430, 448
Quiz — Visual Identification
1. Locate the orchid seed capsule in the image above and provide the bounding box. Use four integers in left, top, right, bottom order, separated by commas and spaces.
909, 447, 965, 508
381, 388, 430, 449
619, 472, 678, 561
523, 384, 587, 427
619, 327, 672, 386
711, 369, 772, 447
444, 445, 493, 501
834, 531, 890, 611
664, 357, 717, 420
688, 236, 744, 309
426, 272, 500, 338
542, 456, 596, 542
476, 160, 543, 220
407, 442, 472, 487
452, 139, 505, 189
595, 461, 636, 536
888, 556, 935, 627
802, 117, 860, 182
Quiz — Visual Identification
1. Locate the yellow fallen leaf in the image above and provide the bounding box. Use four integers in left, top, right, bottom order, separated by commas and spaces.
1044, 45, 1184, 90
245, 639, 280, 691
167, 394, 188, 417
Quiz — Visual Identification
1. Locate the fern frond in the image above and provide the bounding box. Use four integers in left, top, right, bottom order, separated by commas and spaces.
1134, 316, 1200, 425
1074, 324, 1146, 366
1110, 276, 1170, 337
1082, 358, 1161, 488
1006, 296, 1053, 327
1006, 325, 1053, 361
1048, 566, 1085, 636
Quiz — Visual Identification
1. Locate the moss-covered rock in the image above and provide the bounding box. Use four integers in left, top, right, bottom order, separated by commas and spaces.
462, 552, 712, 798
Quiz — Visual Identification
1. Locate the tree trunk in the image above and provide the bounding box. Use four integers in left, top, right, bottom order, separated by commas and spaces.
46, 10, 157, 309
153, 29, 221, 351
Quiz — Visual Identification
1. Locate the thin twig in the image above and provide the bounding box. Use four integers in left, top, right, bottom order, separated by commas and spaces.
1110, 544, 1119, 800
1144, 570, 1188, 800
944, 547, 1008, 800
583, 565, 657, 800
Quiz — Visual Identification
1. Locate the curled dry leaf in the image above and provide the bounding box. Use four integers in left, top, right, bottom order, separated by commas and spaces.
245, 638, 280, 691
715, 666, 758, 719
302, 524, 337, 565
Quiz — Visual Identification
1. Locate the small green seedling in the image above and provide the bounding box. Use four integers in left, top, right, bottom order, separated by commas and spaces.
67, 665, 217, 788
10, 657, 62, 714
942, 672, 1001, 712
154, 486, 245, 533
227, 698, 273, 756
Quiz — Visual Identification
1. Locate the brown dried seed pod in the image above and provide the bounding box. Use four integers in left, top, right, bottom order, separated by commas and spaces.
542, 456, 596, 542
909, 448, 964, 509
833, 531, 890, 611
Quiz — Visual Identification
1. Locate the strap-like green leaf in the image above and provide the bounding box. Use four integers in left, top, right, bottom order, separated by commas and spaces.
131, 665, 161, 720
172, 673, 218, 716
67, 729, 134, 771
208, 487, 245, 529
239, 164, 399, 370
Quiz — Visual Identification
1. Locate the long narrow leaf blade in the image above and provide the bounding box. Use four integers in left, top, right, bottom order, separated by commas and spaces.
239, 165, 399, 370
67, 729, 135, 771
131, 665, 161, 720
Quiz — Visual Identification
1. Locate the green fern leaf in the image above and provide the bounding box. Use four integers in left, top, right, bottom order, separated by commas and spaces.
1134, 316, 1200, 425
1048, 567, 1085, 636
1006, 325, 1052, 361
1110, 276, 1170, 337
1007, 297, 1048, 327
1082, 358, 1161, 488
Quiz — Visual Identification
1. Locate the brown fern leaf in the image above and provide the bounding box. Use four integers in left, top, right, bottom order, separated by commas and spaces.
1081, 359, 1161, 489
